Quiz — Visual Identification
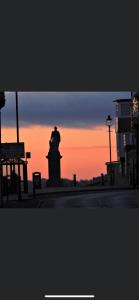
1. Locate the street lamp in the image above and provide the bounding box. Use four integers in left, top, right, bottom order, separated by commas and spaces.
106, 115, 112, 185
15, 92, 22, 200
106, 115, 112, 162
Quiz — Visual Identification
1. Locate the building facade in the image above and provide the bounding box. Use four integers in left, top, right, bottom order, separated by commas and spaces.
113, 93, 139, 186
113, 98, 132, 176
131, 92, 139, 185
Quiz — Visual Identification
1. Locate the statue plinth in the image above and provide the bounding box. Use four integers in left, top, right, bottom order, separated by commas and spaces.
46, 149, 62, 187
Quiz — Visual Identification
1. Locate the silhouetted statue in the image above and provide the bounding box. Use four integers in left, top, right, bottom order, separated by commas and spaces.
46, 126, 62, 187
49, 126, 61, 152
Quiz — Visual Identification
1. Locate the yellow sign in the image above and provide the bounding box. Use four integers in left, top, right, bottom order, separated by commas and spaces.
132, 97, 139, 113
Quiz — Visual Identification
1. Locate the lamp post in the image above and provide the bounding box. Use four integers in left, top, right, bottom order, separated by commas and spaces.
15, 92, 22, 200
0, 92, 6, 207
106, 115, 112, 185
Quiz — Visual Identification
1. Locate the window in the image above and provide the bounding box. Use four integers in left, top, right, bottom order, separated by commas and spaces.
115, 104, 119, 117
123, 133, 130, 146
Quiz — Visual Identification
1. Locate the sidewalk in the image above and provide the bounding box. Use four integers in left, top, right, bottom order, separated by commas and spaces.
28, 184, 138, 197
4, 184, 137, 200
2, 184, 138, 207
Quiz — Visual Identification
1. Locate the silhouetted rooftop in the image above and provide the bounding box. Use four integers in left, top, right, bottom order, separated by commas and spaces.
134, 92, 139, 98
113, 98, 131, 103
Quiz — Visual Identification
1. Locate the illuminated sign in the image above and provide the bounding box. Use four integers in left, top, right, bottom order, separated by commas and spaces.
132, 97, 139, 114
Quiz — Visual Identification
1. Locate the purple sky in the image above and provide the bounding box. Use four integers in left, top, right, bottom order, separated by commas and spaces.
2, 91, 131, 128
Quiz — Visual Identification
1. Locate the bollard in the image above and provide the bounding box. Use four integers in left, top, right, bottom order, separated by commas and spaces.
73, 174, 77, 186
33, 184, 36, 199
73, 174, 77, 187
101, 173, 104, 186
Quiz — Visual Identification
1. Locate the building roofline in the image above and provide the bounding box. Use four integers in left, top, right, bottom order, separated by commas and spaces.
113, 98, 131, 103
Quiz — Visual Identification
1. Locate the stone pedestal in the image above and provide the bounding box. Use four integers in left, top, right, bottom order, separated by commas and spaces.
46, 149, 62, 187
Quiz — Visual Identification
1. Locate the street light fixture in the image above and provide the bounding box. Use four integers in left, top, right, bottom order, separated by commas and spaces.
106, 115, 113, 185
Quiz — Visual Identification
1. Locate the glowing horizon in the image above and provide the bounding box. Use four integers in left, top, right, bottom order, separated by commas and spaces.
2, 125, 117, 181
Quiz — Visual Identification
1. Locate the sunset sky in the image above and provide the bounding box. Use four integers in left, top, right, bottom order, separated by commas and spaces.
2, 92, 130, 180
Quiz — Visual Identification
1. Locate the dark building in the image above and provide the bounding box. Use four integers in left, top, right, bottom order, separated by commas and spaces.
130, 92, 139, 185
113, 98, 132, 175
113, 93, 139, 186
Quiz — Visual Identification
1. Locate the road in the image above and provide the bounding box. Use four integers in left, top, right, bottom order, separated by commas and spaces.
38, 189, 139, 208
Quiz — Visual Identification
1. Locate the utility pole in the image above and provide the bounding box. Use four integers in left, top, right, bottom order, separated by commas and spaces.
15, 92, 22, 200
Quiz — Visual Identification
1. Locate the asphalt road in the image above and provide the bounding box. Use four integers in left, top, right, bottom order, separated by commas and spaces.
38, 189, 139, 208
